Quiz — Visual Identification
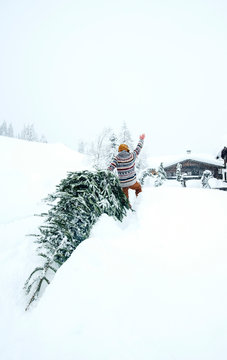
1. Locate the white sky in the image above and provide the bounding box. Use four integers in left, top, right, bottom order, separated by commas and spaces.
0, 0, 227, 156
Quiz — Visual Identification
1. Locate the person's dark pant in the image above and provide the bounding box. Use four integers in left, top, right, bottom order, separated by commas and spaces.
122, 182, 142, 199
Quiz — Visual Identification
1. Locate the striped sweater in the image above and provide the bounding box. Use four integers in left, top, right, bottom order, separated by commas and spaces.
108, 139, 144, 188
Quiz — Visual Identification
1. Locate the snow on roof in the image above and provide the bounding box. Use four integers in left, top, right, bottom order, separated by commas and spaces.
147, 152, 224, 169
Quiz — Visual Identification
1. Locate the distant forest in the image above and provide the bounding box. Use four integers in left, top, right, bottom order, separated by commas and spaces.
0, 121, 47, 143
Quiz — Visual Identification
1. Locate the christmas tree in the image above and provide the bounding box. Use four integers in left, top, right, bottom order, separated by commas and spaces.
201, 170, 213, 188
154, 163, 167, 187
24, 170, 130, 311
176, 162, 186, 187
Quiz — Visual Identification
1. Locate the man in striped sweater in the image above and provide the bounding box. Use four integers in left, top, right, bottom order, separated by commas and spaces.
108, 134, 145, 199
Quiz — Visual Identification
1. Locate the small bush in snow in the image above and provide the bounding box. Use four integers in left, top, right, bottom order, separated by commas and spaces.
139, 168, 157, 185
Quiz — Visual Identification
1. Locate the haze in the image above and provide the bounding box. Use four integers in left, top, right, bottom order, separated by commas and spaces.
0, 0, 226, 156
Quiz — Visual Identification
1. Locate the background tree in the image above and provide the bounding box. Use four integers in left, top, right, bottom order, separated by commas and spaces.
155, 162, 167, 187
0, 121, 8, 136
201, 170, 213, 188
176, 162, 186, 186
139, 168, 157, 185
118, 122, 134, 150
136, 150, 148, 175
105, 130, 118, 166
19, 124, 38, 141
78, 141, 86, 154
8, 123, 14, 137
39, 134, 48, 143
176, 163, 182, 182
89, 128, 113, 169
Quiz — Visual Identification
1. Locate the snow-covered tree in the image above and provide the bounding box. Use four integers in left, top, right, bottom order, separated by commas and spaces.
154, 162, 167, 187
7, 123, 14, 137
176, 163, 182, 182
19, 124, 38, 141
136, 150, 148, 175
108, 131, 118, 159
78, 141, 85, 154
118, 122, 134, 151
0, 121, 8, 136
0, 121, 14, 137
39, 134, 48, 143
201, 170, 213, 189
176, 162, 186, 187
89, 128, 115, 169
139, 168, 157, 185
24, 170, 130, 310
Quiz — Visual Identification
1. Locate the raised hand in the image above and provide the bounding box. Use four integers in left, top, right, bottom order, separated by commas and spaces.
139, 134, 145, 140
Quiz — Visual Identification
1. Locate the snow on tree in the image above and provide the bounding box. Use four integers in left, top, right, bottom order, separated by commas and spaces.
176, 163, 182, 182
139, 168, 157, 185
136, 150, 148, 175
0, 121, 8, 136
7, 123, 14, 137
89, 128, 117, 170
108, 131, 118, 160
201, 170, 213, 189
24, 170, 130, 311
39, 134, 48, 143
176, 162, 186, 187
19, 124, 38, 141
78, 141, 86, 154
118, 122, 134, 151
0, 121, 14, 137
154, 162, 167, 187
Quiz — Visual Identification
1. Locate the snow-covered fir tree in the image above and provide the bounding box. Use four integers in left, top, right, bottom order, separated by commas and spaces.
139, 168, 157, 185
176, 163, 182, 182
7, 123, 14, 137
176, 162, 186, 187
89, 128, 118, 170
0, 121, 14, 137
0, 121, 8, 136
39, 134, 48, 143
24, 170, 130, 310
154, 162, 167, 187
136, 150, 148, 175
19, 124, 38, 142
78, 140, 86, 154
118, 122, 134, 151
108, 131, 118, 159
201, 170, 213, 189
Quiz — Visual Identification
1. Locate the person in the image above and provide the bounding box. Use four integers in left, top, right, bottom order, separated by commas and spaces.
216, 146, 227, 168
108, 134, 145, 200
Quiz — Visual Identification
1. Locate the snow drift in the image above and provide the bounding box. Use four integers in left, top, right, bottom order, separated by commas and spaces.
1, 136, 227, 360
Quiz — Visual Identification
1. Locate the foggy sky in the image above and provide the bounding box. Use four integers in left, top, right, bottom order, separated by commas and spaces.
0, 0, 227, 156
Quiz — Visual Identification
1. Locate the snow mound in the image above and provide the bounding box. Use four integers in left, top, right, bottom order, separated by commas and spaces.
1, 136, 227, 359
0, 136, 88, 223
18, 188, 227, 360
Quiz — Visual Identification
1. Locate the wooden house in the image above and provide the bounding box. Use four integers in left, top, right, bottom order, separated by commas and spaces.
163, 152, 224, 179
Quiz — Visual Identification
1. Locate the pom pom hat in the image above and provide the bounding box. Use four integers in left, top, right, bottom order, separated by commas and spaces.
118, 144, 129, 152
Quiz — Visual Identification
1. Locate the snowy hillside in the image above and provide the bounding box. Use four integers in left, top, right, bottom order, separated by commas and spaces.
1, 137, 227, 360
0, 136, 88, 223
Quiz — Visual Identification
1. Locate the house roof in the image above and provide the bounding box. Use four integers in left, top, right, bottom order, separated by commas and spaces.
148, 153, 224, 169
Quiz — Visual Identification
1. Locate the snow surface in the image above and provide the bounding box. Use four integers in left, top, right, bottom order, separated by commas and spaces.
1, 136, 227, 360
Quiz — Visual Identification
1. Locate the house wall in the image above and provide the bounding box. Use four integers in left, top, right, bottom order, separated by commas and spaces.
165, 160, 222, 179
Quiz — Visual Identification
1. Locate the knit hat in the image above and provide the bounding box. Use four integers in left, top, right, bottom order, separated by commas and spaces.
118, 144, 129, 152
